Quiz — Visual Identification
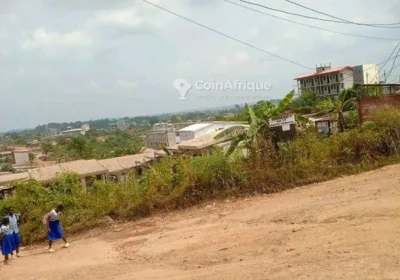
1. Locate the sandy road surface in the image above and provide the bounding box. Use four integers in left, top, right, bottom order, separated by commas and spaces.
2, 164, 400, 280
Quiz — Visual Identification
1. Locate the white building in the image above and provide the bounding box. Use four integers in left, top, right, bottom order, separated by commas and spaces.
353, 64, 379, 85
295, 63, 379, 96
62, 128, 85, 137
81, 124, 90, 132
295, 65, 354, 96
178, 121, 247, 142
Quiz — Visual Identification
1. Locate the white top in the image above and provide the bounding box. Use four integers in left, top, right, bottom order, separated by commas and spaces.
0, 224, 12, 235
48, 209, 60, 221
7, 214, 19, 233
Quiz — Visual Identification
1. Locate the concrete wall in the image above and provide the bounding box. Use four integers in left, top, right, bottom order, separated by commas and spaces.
13, 151, 29, 166
342, 69, 354, 89
179, 131, 195, 142
146, 130, 177, 149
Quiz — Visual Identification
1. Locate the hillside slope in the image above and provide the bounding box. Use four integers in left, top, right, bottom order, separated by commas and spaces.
2, 164, 400, 280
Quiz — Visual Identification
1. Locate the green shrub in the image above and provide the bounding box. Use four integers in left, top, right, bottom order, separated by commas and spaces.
1, 107, 400, 245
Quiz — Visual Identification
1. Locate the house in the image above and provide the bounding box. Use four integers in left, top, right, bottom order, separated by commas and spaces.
0, 172, 29, 199
295, 64, 354, 96
28, 159, 108, 190
98, 151, 161, 182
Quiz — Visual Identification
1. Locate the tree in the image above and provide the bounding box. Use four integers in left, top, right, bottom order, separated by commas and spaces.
67, 137, 93, 159
317, 90, 355, 132
290, 89, 318, 113
224, 90, 295, 158
170, 115, 181, 123
41, 141, 54, 155
29, 153, 35, 164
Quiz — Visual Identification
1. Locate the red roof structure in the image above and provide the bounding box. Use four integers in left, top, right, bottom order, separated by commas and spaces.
295, 66, 354, 80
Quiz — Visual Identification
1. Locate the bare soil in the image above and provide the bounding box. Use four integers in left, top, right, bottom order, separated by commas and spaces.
2, 164, 400, 279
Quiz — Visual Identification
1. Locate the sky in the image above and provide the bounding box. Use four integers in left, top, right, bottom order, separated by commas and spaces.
0, 0, 399, 131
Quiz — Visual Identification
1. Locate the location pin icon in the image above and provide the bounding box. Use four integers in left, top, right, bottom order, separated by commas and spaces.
173, 78, 192, 100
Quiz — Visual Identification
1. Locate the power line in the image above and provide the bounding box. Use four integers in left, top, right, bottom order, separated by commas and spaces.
386, 44, 400, 81
375, 41, 400, 83
284, 0, 400, 27
141, 0, 314, 70
238, 0, 400, 29
223, 0, 399, 41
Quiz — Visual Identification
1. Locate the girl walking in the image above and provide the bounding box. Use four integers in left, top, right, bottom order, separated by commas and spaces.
44, 204, 69, 253
6, 207, 21, 257
1, 217, 15, 264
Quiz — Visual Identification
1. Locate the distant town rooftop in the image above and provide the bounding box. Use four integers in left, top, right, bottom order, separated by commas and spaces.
295, 66, 354, 80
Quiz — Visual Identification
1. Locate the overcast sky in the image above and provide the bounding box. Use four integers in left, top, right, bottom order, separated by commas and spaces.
0, 0, 399, 131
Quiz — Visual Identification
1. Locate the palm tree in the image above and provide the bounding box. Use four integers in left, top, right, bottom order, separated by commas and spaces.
224, 90, 295, 157
316, 89, 355, 132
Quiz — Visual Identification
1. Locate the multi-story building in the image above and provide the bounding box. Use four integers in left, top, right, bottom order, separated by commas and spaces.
295, 63, 379, 96
295, 64, 354, 96
353, 64, 379, 85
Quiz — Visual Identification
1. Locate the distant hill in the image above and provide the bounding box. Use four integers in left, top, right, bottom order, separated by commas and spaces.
9, 100, 282, 134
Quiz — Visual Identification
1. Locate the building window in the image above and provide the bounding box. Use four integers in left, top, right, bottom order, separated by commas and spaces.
341, 83, 344, 89
340, 73, 343, 80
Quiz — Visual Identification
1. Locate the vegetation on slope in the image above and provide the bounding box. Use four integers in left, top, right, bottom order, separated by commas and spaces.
1, 106, 399, 245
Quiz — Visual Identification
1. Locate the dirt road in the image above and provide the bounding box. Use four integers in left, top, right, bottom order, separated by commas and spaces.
2, 164, 400, 279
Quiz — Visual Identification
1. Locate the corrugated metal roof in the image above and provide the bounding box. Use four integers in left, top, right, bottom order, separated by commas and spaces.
177, 125, 248, 150
295, 66, 354, 80
98, 158, 127, 173
178, 123, 213, 132
0, 172, 29, 185
28, 165, 64, 182
28, 160, 108, 182
60, 159, 107, 176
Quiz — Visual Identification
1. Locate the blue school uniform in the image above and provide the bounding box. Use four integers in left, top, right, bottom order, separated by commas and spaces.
47, 209, 64, 241
7, 214, 21, 248
1, 225, 15, 256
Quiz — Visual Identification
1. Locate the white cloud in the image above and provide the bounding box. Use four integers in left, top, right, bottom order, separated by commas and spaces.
0, 29, 7, 39
249, 27, 260, 38
215, 51, 251, 69
89, 81, 99, 89
92, 9, 144, 28
235, 51, 250, 62
17, 66, 25, 74
21, 28, 91, 51
115, 80, 138, 88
